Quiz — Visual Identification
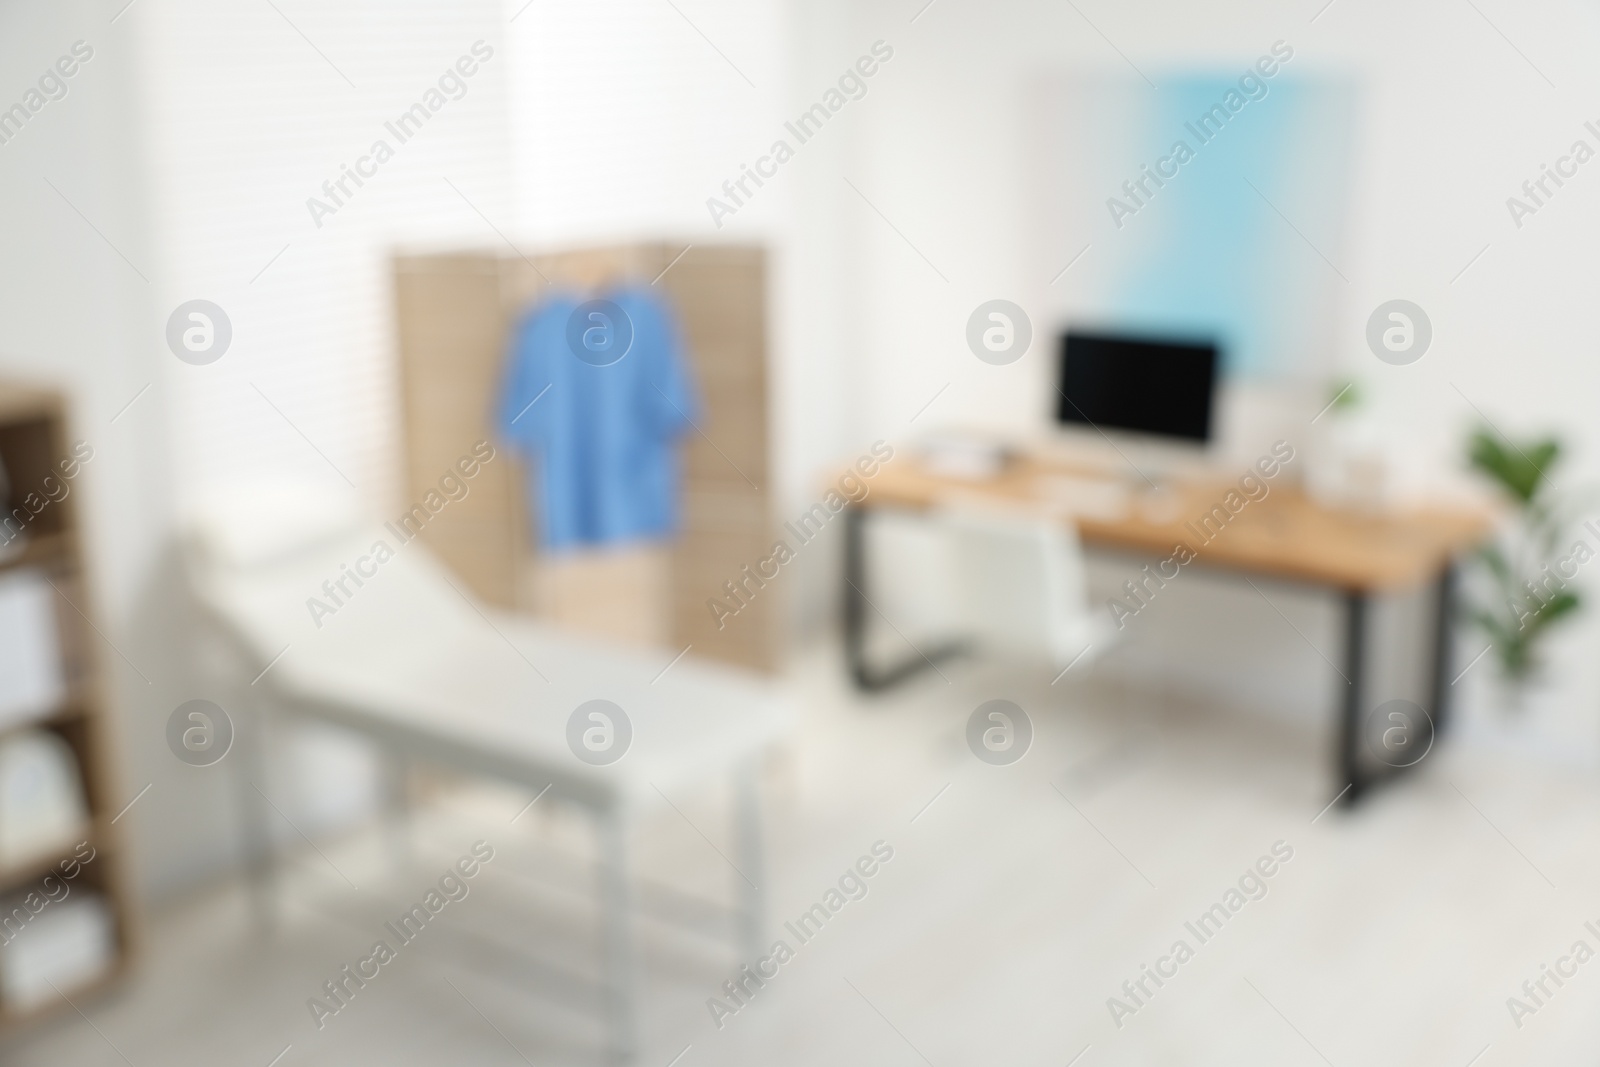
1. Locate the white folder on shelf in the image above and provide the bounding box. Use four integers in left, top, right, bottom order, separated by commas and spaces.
0, 569, 66, 730
0, 894, 115, 1011
0, 729, 89, 870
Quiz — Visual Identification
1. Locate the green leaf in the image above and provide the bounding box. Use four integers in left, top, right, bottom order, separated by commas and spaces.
1526, 592, 1580, 634
1461, 424, 1582, 687
1468, 429, 1561, 504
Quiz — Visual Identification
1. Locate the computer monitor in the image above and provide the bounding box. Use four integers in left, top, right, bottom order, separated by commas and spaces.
1055, 331, 1217, 444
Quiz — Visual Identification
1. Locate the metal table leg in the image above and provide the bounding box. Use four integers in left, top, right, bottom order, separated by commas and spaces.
734, 760, 764, 964
1340, 564, 1454, 807
843, 506, 964, 691
1338, 588, 1368, 805
598, 807, 637, 1065
1429, 561, 1457, 735
843, 506, 879, 690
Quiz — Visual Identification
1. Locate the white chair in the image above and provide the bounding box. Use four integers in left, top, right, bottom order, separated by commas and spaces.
939, 503, 1116, 675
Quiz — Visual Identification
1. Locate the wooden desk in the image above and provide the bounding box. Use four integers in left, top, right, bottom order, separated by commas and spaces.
845, 451, 1495, 803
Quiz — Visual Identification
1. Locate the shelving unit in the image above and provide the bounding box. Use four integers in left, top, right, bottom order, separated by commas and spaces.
0, 381, 133, 1032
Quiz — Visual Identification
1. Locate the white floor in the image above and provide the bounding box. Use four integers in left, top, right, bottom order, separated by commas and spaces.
6, 641, 1600, 1066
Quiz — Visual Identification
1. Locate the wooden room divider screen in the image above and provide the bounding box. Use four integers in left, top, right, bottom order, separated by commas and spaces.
391, 244, 777, 673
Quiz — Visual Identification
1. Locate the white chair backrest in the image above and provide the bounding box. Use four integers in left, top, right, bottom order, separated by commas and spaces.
940, 504, 1097, 666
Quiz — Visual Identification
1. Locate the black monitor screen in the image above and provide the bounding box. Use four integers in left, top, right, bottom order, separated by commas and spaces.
1056, 331, 1217, 443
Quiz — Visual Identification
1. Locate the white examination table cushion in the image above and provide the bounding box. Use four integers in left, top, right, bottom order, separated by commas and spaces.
189, 524, 789, 807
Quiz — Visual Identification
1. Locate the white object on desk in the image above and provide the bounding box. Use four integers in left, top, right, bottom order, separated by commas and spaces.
0, 729, 88, 870
0, 569, 66, 730
918, 431, 1011, 482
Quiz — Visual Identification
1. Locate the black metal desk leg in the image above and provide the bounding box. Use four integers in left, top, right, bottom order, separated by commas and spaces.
1338, 589, 1369, 804
843, 506, 874, 689
842, 506, 964, 691
1429, 561, 1457, 735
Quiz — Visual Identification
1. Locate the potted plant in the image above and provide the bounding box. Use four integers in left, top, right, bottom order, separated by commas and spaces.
1461, 430, 1585, 705
1308, 379, 1390, 512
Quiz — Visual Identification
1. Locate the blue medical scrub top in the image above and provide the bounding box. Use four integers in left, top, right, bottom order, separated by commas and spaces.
496, 286, 699, 551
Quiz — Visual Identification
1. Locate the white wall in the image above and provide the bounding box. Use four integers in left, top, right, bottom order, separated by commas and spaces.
141, 0, 514, 509
0, 1, 178, 905
0, 5, 166, 619
504, 0, 787, 244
